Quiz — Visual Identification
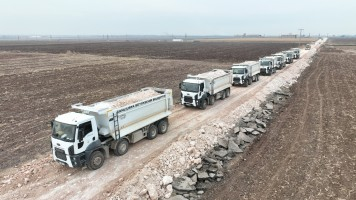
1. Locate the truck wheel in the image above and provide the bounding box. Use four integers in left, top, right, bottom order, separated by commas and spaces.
158, 119, 168, 134
113, 139, 129, 156
200, 99, 207, 110
220, 91, 226, 100
256, 74, 259, 81
208, 95, 215, 105
147, 124, 158, 140
244, 80, 248, 87
225, 88, 230, 98
87, 151, 105, 170
248, 78, 252, 85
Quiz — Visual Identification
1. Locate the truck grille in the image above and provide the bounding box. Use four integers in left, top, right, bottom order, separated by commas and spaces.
184, 96, 193, 103
233, 77, 240, 82
55, 148, 67, 161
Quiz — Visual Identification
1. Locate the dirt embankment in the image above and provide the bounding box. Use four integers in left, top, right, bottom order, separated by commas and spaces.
203, 42, 356, 200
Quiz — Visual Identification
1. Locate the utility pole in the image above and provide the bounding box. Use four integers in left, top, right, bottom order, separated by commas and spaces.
298, 28, 304, 47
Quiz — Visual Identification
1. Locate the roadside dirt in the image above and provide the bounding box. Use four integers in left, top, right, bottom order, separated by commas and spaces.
0, 40, 323, 199
203, 41, 356, 200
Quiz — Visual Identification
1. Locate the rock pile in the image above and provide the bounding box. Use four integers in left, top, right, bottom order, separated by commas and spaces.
168, 87, 292, 199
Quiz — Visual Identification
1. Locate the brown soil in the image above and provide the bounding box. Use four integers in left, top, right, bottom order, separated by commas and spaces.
203, 41, 356, 200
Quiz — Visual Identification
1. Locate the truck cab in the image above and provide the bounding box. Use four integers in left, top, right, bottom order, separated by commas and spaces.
259, 57, 276, 75
51, 112, 103, 169
180, 79, 206, 108
291, 48, 300, 59
232, 66, 249, 86
271, 53, 286, 69
282, 51, 294, 64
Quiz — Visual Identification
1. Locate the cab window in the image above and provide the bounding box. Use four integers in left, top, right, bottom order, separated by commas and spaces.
78, 121, 93, 137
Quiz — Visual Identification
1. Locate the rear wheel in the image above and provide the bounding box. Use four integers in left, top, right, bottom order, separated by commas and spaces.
256, 74, 259, 81
158, 119, 168, 134
200, 99, 207, 110
87, 151, 105, 170
225, 88, 230, 98
220, 91, 226, 100
113, 139, 129, 156
208, 95, 215, 105
147, 124, 158, 140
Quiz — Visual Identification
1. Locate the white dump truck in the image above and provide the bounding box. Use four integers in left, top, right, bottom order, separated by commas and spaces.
282, 50, 294, 64
291, 48, 300, 59
259, 56, 277, 75
180, 69, 232, 109
305, 44, 311, 50
231, 61, 260, 87
272, 53, 287, 69
51, 87, 173, 170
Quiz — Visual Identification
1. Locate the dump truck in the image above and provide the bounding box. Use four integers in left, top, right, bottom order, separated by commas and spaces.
271, 53, 286, 69
305, 44, 311, 50
51, 87, 173, 170
180, 69, 232, 109
282, 50, 294, 64
232, 61, 260, 87
291, 48, 300, 59
259, 56, 277, 75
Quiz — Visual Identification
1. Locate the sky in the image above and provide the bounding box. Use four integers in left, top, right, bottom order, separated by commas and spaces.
0, 0, 355, 36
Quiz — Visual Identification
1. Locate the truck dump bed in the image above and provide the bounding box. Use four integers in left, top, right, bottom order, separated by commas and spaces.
72, 87, 173, 139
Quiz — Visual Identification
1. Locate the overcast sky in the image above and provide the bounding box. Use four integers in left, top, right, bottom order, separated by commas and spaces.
0, 0, 355, 36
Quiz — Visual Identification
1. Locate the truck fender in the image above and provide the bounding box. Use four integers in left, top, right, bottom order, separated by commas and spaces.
85, 140, 105, 162
200, 93, 208, 104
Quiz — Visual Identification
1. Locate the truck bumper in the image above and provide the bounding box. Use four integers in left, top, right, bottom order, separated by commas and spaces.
54, 148, 85, 168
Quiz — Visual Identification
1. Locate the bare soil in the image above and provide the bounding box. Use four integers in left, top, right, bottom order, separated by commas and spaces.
203, 40, 356, 200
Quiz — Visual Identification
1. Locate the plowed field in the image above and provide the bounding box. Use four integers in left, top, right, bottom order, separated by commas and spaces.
203, 39, 356, 200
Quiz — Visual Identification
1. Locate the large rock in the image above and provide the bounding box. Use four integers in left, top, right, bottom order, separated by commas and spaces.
247, 122, 257, 129
255, 119, 266, 128
218, 138, 228, 149
242, 117, 251, 122
162, 175, 173, 185
172, 176, 196, 191
265, 103, 274, 110
238, 132, 253, 143
228, 140, 243, 153
245, 128, 255, 133
146, 183, 158, 200
214, 149, 228, 158
197, 171, 210, 181
251, 131, 260, 135
257, 128, 266, 133
233, 126, 240, 134
203, 157, 218, 164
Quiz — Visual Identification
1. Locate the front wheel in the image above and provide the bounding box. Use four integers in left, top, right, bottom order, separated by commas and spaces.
158, 119, 168, 134
147, 124, 158, 139
87, 151, 105, 170
200, 99, 207, 110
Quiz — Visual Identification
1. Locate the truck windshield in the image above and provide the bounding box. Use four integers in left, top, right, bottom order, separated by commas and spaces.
52, 121, 76, 142
232, 68, 245, 74
260, 61, 270, 66
181, 82, 199, 92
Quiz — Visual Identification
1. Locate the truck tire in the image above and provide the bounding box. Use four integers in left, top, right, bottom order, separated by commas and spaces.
113, 139, 129, 156
220, 91, 226, 100
208, 95, 215, 105
200, 99, 207, 110
87, 151, 105, 170
158, 118, 168, 134
244, 80, 248, 87
248, 77, 252, 85
225, 88, 230, 98
256, 74, 260, 81
147, 124, 158, 140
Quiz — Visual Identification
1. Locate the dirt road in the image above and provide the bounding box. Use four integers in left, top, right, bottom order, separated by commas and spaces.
203, 43, 356, 199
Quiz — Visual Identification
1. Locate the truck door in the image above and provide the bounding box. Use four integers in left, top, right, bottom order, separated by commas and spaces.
75, 121, 95, 154
199, 82, 204, 98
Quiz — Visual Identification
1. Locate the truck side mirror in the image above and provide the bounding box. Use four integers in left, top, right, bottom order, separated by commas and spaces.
179, 83, 182, 89
50, 120, 54, 128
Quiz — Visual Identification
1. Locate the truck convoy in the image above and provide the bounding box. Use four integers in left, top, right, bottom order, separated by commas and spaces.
259, 56, 277, 75
231, 61, 260, 86
180, 69, 232, 109
51, 87, 173, 170
51, 42, 311, 170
